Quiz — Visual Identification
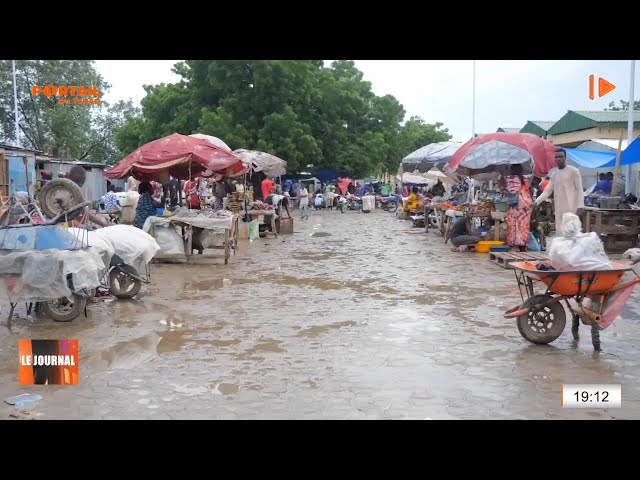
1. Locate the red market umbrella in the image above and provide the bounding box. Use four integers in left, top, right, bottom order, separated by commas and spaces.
445, 132, 557, 178
105, 133, 246, 182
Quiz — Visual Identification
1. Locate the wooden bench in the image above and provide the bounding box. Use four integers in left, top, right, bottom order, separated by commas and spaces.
489, 251, 548, 269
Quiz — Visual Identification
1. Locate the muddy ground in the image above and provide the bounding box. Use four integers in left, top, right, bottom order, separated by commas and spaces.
1, 209, 639, 419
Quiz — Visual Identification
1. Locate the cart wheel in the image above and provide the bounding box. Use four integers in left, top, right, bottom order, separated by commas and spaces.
40, 294, 86, 322
109, 267, 142, 299
39, 178, 85, 220
516, 294, 566, 345
386, 201, 398, 213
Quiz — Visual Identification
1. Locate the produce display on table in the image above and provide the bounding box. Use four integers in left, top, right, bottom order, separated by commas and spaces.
437, 202, 463, 211
250, 201, 274, 211
466, 201, 493, 215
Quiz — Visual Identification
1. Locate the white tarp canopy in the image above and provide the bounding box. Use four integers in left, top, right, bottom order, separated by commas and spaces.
401, 141, 462, 173
233, 149, 287, 177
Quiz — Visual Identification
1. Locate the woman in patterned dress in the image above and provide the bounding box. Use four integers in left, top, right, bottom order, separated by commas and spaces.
505, 164, 533, 252
134, 182, 157, 229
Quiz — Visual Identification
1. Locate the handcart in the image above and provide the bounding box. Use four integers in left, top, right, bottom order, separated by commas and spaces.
504, 260, 640, 350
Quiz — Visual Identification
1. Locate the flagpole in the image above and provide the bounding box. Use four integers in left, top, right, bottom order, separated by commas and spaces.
469, 60, 477, 202
12, 60, 20, 147
472, 60, 476, 138
625, 60, 635, 195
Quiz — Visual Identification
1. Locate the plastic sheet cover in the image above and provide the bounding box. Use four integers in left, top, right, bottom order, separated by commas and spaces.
0, 248, 104, 303
69, 225, 160, 270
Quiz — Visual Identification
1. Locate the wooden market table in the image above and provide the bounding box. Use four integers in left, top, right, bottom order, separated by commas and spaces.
148, 214, 240, 265
579, 206, 640, 252
239, 209, 279, 238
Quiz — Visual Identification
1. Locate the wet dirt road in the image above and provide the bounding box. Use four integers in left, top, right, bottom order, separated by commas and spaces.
1, 209, 640, 419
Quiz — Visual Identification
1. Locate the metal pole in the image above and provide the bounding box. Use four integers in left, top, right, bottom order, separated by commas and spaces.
12, 60, 20, 147
625, 60, 635, 195
472, 60, 476, 138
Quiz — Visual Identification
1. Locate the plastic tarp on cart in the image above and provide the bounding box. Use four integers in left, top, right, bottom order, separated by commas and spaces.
0, 249, 104, 303
67, 225, 160, 273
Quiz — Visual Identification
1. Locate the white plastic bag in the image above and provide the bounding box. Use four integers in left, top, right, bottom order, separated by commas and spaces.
548, 213, 612, 271
154, 226, 185, 255
623, 248, 640, 264
89, 225, 160, 265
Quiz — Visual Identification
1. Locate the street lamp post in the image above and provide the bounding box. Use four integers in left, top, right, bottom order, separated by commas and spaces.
625, 60, 636, 195
13, 60, 20, 147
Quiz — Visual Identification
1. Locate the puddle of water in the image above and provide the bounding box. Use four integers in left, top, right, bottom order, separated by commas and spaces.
212, 339, 242, 347
183, 278, 258, 291
82, 333, 161, 372
296, 321, 357, 338
212, 383, 240, 395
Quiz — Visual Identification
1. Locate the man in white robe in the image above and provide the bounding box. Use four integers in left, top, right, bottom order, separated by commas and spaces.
534, 148, 584, 233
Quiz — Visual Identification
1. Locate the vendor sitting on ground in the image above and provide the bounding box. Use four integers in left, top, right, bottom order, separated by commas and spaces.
403, 186, 422, 213
447, 213, 482, 251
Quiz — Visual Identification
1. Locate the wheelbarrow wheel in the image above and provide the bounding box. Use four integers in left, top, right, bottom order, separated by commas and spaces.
516, 294, 566, 345
40, 294, 86, 322
109, 266, 142, 299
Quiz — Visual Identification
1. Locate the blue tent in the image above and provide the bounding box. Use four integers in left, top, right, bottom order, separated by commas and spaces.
564, 149, 615, 169
564, 136, 640, 169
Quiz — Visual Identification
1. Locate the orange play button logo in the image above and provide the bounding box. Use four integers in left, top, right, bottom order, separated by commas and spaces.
589, 75, 616, 100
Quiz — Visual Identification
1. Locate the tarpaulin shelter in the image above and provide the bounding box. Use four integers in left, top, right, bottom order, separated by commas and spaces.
232, 149, 287, 177
401, 141, 463, 173
446, 132, 556, 178
104, 133, 245, 183
570, 136, 640, 169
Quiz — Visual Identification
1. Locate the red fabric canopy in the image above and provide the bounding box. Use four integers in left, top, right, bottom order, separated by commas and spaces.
446, 133, 557, 178
105, 133, 245, 182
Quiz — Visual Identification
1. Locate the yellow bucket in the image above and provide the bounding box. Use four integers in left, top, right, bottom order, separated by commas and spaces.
475, 241, 505, 253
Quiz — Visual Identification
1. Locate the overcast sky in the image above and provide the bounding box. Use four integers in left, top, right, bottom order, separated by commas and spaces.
95, 60, 638, 142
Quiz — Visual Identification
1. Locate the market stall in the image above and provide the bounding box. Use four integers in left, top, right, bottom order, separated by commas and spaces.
144, 209, 240, 264
104, 133, 247, 264
439, 132, 557, 256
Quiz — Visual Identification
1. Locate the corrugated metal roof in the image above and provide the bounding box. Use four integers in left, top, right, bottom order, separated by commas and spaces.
520, 120, 554, 137
0, 143, 42, 154
573, 110, 640, 123
529, 121, 555, 130
35, 156, 107, 168
496, 127, 521, 133
549, 110, 640, 135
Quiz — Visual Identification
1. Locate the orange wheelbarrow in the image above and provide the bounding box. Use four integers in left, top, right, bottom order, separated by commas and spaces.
504, 260, 640, 351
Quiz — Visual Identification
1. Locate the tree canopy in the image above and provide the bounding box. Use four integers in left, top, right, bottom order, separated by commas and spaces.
0, 60, 138, 164
606, 100, 640, 111
115, 60, 452, 177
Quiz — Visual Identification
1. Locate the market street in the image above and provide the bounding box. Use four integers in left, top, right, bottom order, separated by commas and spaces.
1, 210, 639, 419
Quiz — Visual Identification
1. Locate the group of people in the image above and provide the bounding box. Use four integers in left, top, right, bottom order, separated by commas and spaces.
449, 148, 585, 251
402, 179, 447, 213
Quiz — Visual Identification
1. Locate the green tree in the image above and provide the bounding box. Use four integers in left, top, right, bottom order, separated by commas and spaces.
396, 116, 452, 170
606, 100, 640, 111
0, 60, 134, 164
115, 60, 453, 178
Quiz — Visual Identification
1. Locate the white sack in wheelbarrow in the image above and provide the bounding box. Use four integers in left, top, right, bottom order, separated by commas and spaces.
88, 225, 160, 266
67, 228, 114, 269
548, 213, 613, 271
